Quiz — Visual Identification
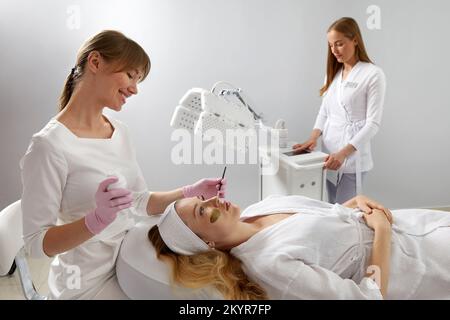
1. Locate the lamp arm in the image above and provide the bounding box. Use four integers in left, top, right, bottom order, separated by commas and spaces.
232, 91, 262, 120
211, 81, 263, 121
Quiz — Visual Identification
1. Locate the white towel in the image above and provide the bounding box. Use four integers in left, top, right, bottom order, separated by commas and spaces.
158, 201, 210, 255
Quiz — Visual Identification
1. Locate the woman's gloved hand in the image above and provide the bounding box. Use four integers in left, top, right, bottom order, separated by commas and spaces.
84, 176, 133, 235
183, 178, 227, 200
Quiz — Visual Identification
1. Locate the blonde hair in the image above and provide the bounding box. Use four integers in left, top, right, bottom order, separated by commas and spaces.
148, 225, 268, 300
59, 30, 151, 111
320, 17, 372, 96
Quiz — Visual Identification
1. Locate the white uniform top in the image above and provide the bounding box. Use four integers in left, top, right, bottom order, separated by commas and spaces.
231, 195, 450, 300
20, 116, 151, 299
314, 61, 386, 174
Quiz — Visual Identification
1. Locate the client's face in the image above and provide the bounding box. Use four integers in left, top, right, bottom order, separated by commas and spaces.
175, 196, 241, 245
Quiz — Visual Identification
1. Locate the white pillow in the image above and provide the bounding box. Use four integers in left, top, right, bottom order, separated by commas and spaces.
116, 215, 223, 299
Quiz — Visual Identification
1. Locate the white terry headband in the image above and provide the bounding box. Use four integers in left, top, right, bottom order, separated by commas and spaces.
157, 201, 210, 255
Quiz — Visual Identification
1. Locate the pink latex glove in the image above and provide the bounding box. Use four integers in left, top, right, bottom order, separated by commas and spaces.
182, 178, 227, 199
84, 177, 133, 235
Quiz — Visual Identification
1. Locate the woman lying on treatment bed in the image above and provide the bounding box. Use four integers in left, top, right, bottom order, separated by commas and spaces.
148, 194, 450, 300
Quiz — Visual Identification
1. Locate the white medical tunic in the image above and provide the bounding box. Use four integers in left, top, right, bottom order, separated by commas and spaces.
20, 116, 151, 299
314, 61, 386, 174
231, 195, 450, 300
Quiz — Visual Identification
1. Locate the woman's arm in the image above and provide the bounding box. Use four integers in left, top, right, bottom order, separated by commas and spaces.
43, 218, 94, 257
145, 178, 226, 215
44, 177, 133, 256
343, 194, 373, 210
348, 68, 386, 151
343, 195, 393, 224
278, 211, 390, 299
310, 128, 322, 140
146, 188, 184, 215
293, 97, 327, 153
292, 129, 322, 152
342, 196, 357, 208
363, 209, 392, 298
280, 257, 384, 299
367, 225, 391, 298
324, 144, 356, 170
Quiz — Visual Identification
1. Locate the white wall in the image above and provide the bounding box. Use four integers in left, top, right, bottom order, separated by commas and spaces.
1, 0, 449, 210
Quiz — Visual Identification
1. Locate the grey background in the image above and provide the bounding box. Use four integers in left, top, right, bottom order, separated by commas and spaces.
1, 0, 449, 211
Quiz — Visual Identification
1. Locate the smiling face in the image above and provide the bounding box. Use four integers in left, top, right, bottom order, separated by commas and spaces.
327, 29, 357, 64
97, 62, 143, 111
83, 51, 145, 112
61, 31, 151, 112
174, 196, 241, 247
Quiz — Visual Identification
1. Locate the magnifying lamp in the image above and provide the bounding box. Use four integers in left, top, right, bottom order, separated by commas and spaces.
170, 82, 263, 153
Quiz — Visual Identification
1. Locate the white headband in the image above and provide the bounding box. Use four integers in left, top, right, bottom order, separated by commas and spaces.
157, 201, 210, 255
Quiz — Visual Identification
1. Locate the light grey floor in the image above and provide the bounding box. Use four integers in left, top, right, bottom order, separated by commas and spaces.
0, 256, 51, 300
1, 207, 449, 300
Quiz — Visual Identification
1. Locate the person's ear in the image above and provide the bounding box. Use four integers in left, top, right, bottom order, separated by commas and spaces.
87, 51, 102, 74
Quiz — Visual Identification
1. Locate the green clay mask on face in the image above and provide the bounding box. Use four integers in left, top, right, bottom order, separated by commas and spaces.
210, 208, 221, 223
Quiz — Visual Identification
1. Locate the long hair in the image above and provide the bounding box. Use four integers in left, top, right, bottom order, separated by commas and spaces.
320, 17, 372, 96
148, 225, 268, 300
59, 30, 151, 111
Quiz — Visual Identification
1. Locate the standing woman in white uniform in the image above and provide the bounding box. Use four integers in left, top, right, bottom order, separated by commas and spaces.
293, 17, 386, 204
20, 30, 226, 299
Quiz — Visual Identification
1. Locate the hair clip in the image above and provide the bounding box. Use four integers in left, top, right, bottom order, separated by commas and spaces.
71, 65, 81, 76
